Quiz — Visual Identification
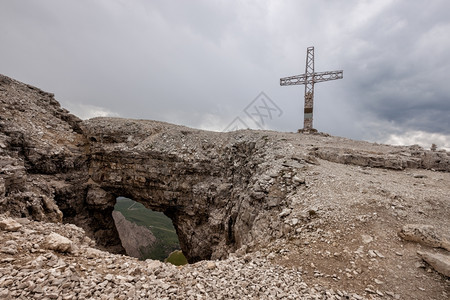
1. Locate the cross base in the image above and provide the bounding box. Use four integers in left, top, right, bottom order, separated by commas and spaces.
297, 128, 318, 134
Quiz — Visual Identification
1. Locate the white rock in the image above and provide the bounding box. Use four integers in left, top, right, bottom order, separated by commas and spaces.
279, 209, 291, 218
417, 251, 450, 277
361, 234, 373, 244
0, 218, 22, 231
42, 232, 74, 253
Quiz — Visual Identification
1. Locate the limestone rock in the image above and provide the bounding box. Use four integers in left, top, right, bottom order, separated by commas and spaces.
361, 234, 373, 244
42, 232, 74, 253
417, 251, 450, 277
313, 146, 450, 171
398, 224, 450, 251
0, 217, 22, 231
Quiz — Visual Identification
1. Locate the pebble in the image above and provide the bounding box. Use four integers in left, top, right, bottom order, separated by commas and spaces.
361, 234, 373, 244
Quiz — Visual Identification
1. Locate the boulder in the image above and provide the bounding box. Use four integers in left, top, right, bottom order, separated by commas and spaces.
42, 232, 74, 253
417, 251, 450, 277
0, 217, 22, 231
398, 224, 450, 251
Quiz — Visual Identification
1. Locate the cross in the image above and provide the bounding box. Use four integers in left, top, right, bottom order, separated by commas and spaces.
280, 46, 343, 131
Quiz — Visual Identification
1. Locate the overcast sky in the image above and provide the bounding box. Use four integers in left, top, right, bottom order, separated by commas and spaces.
1, 0, 449, 149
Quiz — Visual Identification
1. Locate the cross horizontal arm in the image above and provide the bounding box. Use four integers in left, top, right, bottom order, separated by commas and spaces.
279, 74, 307, 86
280, 70, 343, 86
313, 70, 343, 83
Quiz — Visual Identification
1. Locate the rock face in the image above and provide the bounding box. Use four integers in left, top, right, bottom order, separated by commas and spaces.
0, 74, 123, 254
399, 224, 450, 251
83, 117, 301, 262
112, 211, 156, 259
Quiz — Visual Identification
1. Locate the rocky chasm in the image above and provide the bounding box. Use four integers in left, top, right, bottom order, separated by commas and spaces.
1, 74, 449, 299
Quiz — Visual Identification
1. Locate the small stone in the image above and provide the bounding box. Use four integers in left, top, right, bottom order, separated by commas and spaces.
206, 262, 216, 270
413, 174, 427, 178
374, 250, 385, 258
279, 208, 291, 218
1, 247, 17, 255
374, 279, 384, 285
42, 232, 73, 253
361, 234, 373, 244
289, 218, 299, 226
1, 258, 14, 263
0, 218, 22, 231
292, 176, 305, 184
105, 274, 114, 281
415, 261, 426, 268
368, 250, 377, 258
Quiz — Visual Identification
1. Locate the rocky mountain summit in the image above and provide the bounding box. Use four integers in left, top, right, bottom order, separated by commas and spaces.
1, 74, 449, 299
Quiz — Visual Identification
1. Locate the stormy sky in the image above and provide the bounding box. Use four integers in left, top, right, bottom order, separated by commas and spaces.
1, 0, 449, 149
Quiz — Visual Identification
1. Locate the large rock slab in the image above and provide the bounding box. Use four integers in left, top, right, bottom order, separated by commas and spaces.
399, 224, 450, 251
417, 251, 450, 277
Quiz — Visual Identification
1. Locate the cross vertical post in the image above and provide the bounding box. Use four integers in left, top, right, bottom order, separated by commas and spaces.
280, 46, 343, 132
304, 46, 315, 130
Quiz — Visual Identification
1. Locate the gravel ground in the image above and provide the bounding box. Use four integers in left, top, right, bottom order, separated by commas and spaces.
0, 215, 365, 299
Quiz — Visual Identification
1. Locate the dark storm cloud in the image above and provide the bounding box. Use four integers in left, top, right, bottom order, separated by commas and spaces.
0, 0, 449, 148
337, 0, 450, 136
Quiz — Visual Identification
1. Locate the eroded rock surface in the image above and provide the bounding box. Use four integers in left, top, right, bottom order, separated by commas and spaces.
399, 224, 450, 251
0, 74, 123, 253
83, 117, 307, 262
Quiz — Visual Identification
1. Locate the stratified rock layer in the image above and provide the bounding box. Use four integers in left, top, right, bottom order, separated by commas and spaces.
83, 117, 302, 262
0, 74, 123, 253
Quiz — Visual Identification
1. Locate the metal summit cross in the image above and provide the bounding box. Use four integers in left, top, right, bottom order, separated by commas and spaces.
280, 46, 343, 131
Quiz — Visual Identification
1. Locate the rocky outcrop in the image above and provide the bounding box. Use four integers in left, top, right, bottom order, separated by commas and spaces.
1, 73, 449, 264
0, 74, 123, 253
112, 211, 156, 259
82, 117, 306, 262
399, 224, 450, 251
313, 145, 450, 171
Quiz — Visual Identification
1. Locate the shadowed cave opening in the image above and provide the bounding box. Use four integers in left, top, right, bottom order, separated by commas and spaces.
112, 197, 187, 265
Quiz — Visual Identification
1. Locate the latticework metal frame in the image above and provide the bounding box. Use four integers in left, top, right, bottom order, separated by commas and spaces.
280, 47, 343, 130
